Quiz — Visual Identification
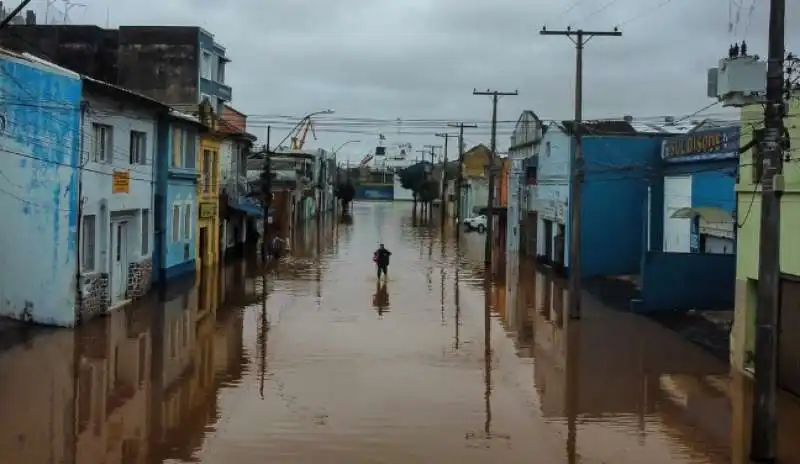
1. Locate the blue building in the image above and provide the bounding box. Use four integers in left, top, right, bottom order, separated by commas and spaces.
533, 120, 666, 278
0, 48, 83, 326
639, 126, 740, 312
154, 111, 206, 283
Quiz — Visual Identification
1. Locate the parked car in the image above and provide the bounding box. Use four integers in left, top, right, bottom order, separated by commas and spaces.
463, 214, 487, 232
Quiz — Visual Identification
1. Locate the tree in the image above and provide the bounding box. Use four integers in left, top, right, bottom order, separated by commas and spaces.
399, 162, 431, 217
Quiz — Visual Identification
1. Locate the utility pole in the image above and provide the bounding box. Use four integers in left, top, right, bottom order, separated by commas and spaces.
540, 26, 621, 319
750, 0, 786, 460
448, 122, 477, 238
261, 126, 272, 261
435, 132, 457, 223
473, 89, 518, 276
0, 0, 33, 29
423, 144, 442, 219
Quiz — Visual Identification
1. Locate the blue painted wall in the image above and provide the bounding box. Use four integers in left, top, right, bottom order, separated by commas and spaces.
154, 117, 200, 282
0, 55, 82, 325
355, 184, 394, 201
639, 252, 735, 312
576, 136, 664, 277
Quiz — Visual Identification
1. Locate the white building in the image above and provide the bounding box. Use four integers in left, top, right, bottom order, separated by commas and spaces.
78, 78, 168, 320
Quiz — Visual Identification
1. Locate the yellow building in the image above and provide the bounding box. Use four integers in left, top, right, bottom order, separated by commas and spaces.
196, 101, 223, 270
731, 99, 800, 394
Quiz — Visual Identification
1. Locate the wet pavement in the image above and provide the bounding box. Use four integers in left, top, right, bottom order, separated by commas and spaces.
3, 201, 800, 463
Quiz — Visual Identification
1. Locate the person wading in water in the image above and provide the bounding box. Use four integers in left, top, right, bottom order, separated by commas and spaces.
373, 243, 392, 281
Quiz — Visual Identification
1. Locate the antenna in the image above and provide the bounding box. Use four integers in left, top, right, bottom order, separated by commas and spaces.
60, 0, 86, 24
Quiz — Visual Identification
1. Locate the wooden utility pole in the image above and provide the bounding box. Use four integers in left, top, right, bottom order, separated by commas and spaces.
448, 122, 477, 238
473, 89, 518, 276
750, 0, 786, 460
540, 26, 621, 319
435, 132, 457, 222
261, 126, 272, 261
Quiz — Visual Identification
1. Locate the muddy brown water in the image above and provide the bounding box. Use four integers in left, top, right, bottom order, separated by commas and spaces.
1, 201, 800, 463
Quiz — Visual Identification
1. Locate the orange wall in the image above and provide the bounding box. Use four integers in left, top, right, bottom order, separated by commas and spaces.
496, 159, 509, 206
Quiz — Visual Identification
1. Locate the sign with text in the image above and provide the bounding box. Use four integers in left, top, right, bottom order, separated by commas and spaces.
662, 126, 740, 162
111, 170, 130, 194
199, 202, 217, 218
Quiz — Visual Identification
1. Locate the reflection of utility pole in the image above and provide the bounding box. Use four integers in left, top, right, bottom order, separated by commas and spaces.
565, 322, 581, 463
448, 122, 477, 238
435, 133, 456, 223
473, 89, 518, 278
750, 0, 786, 459
539, 27, 621, 319
484, 284, 493, 437
454, 249, 461, 350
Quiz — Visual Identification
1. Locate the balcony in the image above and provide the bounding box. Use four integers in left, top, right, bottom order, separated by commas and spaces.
199, 77, 232, 102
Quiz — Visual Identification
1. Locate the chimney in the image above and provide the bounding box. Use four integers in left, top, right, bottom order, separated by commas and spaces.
623, 115, 633, 122
25, 10, 35, 25
664, 116, 675, 125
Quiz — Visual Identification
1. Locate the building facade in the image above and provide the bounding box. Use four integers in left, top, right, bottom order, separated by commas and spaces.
79, 78, 166, 318
218, 105, 258, 261
507, 111, 543, 273
533, 121, 665, 277
638, 126, 739, 313
0, 49, 82, 326
197, 122, 222, 270
731, 99, 800, 395
0, 24, 232, 115
153, 111, 204, 283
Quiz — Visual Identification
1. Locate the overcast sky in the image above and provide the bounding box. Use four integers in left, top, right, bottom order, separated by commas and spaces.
31, 0, 798, 162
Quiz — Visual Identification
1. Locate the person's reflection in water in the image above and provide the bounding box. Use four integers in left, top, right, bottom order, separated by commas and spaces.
372, 280, 390, 317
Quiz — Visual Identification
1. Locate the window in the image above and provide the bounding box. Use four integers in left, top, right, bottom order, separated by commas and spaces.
202, 150, 212, 193
185, 132, 196, 169
183, 204, 192, 240
172, 205, 180, 242
129, 130, 147, 165
201, 51, 212, 79
92, 124, 112, 163
752, 128, 765, 183
216, 58, 225, 83
171, 127, 182, 168
81, 214, 96, 272
141, 209, 150, 255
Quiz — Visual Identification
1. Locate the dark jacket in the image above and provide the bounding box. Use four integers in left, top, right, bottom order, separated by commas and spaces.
374, 248, 392, 267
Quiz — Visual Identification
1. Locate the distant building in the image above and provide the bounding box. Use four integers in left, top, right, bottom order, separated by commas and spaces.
0, 23, 232, 115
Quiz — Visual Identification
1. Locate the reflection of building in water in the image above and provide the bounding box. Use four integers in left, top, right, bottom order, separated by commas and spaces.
530, 269, 736, 462
0, 329, 75, 464
148, 267, 246, 462
75, 304, 152, 463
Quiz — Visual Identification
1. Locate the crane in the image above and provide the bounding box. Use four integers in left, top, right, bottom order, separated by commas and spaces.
289, 117, 317, 152
359, 153, 374, 167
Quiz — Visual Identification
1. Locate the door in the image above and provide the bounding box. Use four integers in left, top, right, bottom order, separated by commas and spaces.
663, 175, 692, 252
110, 221, 129, 302
543, 219, 553, 262
199, 227, 208, 268
779, 279, 800, 396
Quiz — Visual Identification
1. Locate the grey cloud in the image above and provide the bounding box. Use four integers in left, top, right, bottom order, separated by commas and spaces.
40, 0, 799, 157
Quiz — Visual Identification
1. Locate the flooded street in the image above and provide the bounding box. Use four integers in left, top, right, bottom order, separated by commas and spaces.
3, 201, 800, 463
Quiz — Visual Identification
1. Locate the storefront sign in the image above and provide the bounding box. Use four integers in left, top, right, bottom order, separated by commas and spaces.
111, 170, 130, 194
662, 126, 740, 162
199, 201, 217, 218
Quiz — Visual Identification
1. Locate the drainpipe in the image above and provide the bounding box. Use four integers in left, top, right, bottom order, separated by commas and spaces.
74, 100, 88, 325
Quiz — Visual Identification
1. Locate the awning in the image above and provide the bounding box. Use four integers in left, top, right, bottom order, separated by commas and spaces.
228, 196, 270, 218
670, 206, 734, 224
477, 206, 508, 216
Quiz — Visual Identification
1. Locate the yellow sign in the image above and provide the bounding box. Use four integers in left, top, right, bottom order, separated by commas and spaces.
112, 170, 130, 194
199, 202, 217, 218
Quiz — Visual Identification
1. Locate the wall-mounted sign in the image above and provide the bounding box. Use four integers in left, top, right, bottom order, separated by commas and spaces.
199, 201, 217, 218
111, 170, 130, 194
662, 126, 740, 162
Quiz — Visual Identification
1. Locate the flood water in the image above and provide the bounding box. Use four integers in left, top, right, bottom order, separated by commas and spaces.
2, 201, 800, 463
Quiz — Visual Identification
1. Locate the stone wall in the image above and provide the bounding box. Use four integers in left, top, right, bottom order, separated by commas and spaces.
77, 272, 109, 322
127, 258, 153, 299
